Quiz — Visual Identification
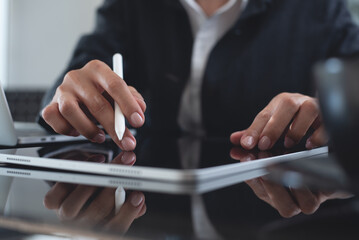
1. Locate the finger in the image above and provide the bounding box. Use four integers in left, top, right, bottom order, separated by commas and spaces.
136, 203, 147, 219
259, 99, 301, 151
258, 151, 273, 159
136, 98, 147, 113
128, 86, 144, 101
85, 61, 145, 128
261, 179, 301, 218
112, 151, 137, 166
74, 82, 123, 146
58, 185, 97, 220
290, 187, 320, 215
43, 183, 76, 209
56, 93, 106, 144
239, 110, 272, 150
42, 103, 79, 136
230, 131, 245, 145
128, 86, 147, 112
245, 178, 273, 207
306, 125, 328, 149
77, 188, 116, 225
105, 191, 145, 233
117, 128, 137, 151
317, 191, 353, 201
229, 147, 256, 162
285, 100, 319, 148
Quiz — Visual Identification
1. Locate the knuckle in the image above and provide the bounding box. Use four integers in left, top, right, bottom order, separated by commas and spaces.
300, 197, 320, 214
128, 86, 136, 92
51, 122, 72, 135
281, 95, 298, 109
86, 59, 105, 71
58, 98, 77, 117
277, 92, 290, 99
42, 105, 56, 121
59, 206, 76, 220
279, 206, 301, 218
43, 195, 58, 209
302, 99, 319, 114
64, 70, 78, 83
257, 110, 271, 122
88, 95, 107, 115
56, 85, 67, 96
107, 77, 125, 91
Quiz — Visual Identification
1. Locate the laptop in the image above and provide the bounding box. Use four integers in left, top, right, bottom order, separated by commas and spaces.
0, 137, 329, 183
0, 83, 88, 146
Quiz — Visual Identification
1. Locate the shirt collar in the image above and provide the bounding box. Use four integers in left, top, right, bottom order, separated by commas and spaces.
165, 0, 272, 19
180, 0, 239, 19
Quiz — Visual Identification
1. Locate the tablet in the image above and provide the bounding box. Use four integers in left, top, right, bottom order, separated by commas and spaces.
0, 164, 267, 194
0, 137, 328, 182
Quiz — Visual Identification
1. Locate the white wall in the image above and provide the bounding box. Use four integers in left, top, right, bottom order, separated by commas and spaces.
6, 0, 103, 90
0, 0, 9, 88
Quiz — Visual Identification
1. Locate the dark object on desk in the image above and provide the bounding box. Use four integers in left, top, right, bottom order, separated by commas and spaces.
315, 58, 359, 186
5, 90, 45, 122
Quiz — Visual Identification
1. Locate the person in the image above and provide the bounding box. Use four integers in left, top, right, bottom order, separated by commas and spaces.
40, 0, 359, 151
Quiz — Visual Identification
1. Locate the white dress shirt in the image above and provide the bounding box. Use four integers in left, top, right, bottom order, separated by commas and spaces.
178, 0, 248, 136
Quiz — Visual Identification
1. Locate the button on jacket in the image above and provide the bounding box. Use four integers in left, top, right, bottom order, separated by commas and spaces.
41, 0, 359, 137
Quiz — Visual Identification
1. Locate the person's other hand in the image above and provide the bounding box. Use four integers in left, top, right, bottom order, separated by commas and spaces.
230, 147, 352, 218
42, 60, 146, 151
230, 93, 328, 151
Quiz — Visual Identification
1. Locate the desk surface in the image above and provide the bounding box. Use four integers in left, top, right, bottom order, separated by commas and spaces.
0, 139, 357, 240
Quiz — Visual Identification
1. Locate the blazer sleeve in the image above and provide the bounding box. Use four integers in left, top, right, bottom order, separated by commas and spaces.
326, 0, 359, 58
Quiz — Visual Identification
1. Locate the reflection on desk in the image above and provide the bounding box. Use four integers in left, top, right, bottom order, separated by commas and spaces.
0, 174, 358, 240
0, 137, 357, 239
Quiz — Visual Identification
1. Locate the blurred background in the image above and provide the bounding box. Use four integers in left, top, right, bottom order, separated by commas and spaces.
0, 0, 102, 121
0, 0, 359, 121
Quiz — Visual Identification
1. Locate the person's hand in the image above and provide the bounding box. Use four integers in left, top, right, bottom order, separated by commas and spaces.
230, 147, 352, 218
44, 184, 146, 233
43, 151, 146, 233
230, 93, 328, 151
42, 60, 146, 151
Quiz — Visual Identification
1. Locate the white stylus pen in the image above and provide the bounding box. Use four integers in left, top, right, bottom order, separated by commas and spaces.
113, 53, 126, 140
115, 186, 126, 214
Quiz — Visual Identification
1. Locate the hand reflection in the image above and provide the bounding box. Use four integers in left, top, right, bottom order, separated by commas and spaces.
230, 147, 351, 218
43, 151, 146, 233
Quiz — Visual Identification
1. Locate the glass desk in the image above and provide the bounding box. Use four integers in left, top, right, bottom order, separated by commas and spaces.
0, 138, 357, 240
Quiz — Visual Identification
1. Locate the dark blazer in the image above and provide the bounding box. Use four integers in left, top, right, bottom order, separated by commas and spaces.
41, 0, 359, 137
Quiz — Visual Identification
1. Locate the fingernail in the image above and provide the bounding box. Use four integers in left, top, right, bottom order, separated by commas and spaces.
284, 137, 295, 148
94, 133, 106, 143
121, 137, 136, 150
121, 152, 136, 165
306, 139, 316, 149
130, 112, 144, 127
243, 154, 255, 162
258, 136, 271, 150
242, 136, 254, 148
130, 192, 144, 207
